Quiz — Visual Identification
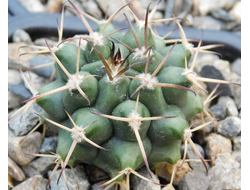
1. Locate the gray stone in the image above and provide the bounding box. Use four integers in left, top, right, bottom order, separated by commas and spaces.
29, 56, 55, 78
48, 165, 90, 190
205, 133, 232, 162
131, 167, 161, 190
229, 1, 241, 24
229, 73, 241, 109
8, 127, 15, 139
34, 37, 58, 47
208, 153, 241, 190
222, 20, 240, 31
197, 0, 238, 16
8, 69, 23, 85
178, 170, 209, 190
8, 91, 24, 109
22, 156, 55, 177
91, 180, 116, 190
156, 161, 191, 186
12, 175, 48, 190
218, 96, 239, 116
95, 0, 128, 22
8, 83, 32, 100
8, 132, 43, 166
23, 71, 50, 93
200, 65, 232, 97
230, 58, 241, 76
8, 103, 42, 136
218, 116, 241, 138
8, 156, 26, 182
8, 42, 33, 69
181, 144, 210, 173
39, 136, 58, 154
193, 16, 224, 30
211, 8, 234, 21
17, 0, 46, 12
12, 29, 33, 45
231, 150, 241, 166
233, 136, 241, 151
210, 103, 227, 120
80, 0, 102, 19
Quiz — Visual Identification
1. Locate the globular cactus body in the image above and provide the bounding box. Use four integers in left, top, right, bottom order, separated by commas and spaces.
12, 1, 241, 189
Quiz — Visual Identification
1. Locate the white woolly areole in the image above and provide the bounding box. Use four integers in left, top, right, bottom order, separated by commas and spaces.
99, 20, 107, 24
133, 46, 152, 60
181, 70, 197, 76
137, 20, 145, 29
104, 69, 122, 84
184, 128, 192, 140
137, 73, 159, 90
90, 32, 104, 46
128, 111, 142, 130
183, 42, 194, 52
66, 74, 85, 93
71, 128, 83, 143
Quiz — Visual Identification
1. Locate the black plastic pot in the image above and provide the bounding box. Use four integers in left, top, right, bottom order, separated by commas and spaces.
8, 0, 241, 62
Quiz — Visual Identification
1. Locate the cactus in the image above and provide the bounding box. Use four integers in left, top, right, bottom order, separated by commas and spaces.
9, 1, 241, 189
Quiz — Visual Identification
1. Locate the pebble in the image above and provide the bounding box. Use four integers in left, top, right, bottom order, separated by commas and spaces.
193, 54, 220, 73
8, 156, 26, 182
22, 156, 55, 177
210, 8, 234, 21
229, 1, 241, 24
12, 175, 48, 190
218, 116, 241, 138
197, 0, 238, 16
8, 42, 34, 69
230, 58, 241, 76
95, 0, 127, 22
181, 143, 210, 173
228, 72, 241, 109
80, 0, 102, 19
12, 29, 33, 45
33, 37, 58, 47
8, 83, 32, 100
8, 103, 42, 136
205, 133, 232, 163
8, 69, 23, 85
193, 15, 224, 30
172, 0, 191, 17
29, 56, 55, 78
208, 153, 241, 190
23, 71, 50, 93
210, 103, 227, 120
162, 184, 175, 190
157, 161, 191, 185
8, 132, 43, 166
233, 136, 241, 151
178, 170, 209, 190
48, 165, 90, 190
200, 65, 232, 97
231, 150, 241, 166
17, 0, 46, 12
130, 167, 161, 190
8, 91, 24, 109
218, 96, 239, 116
39, 136, 58, 154
46, 0, 63, 13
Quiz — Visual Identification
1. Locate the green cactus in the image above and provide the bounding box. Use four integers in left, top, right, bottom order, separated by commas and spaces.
9, 1, 241, 189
